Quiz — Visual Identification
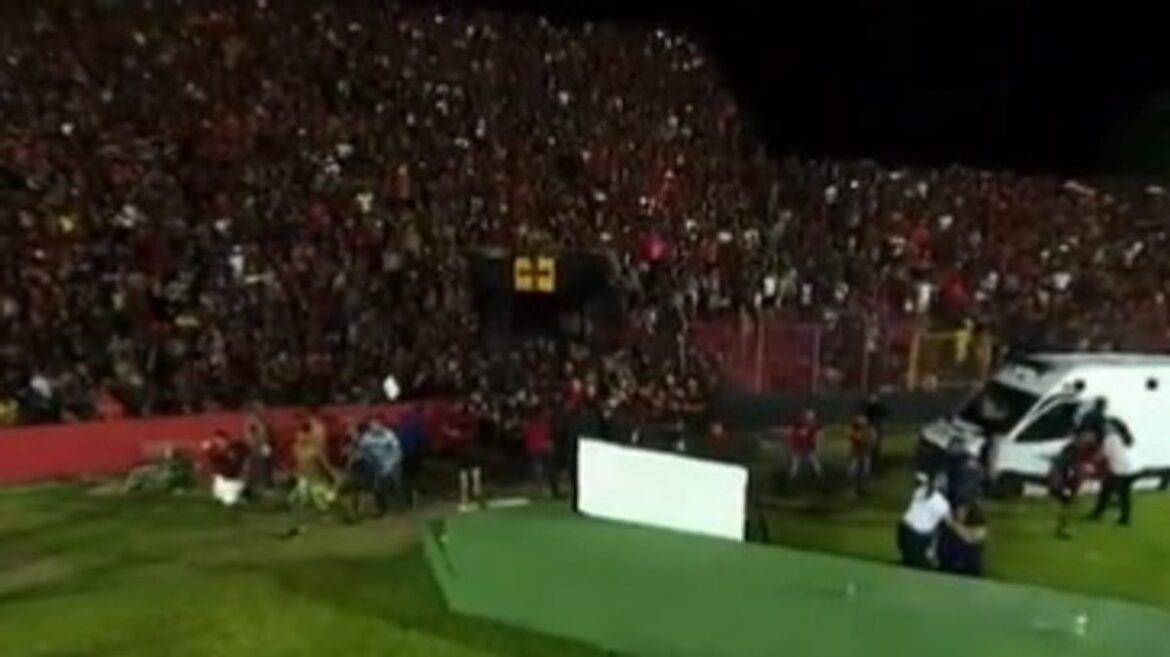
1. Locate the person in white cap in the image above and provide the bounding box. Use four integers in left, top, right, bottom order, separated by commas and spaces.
896, 472, 951, 568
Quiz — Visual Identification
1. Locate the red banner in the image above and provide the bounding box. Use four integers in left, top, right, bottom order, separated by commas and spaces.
0, 401, 452, 484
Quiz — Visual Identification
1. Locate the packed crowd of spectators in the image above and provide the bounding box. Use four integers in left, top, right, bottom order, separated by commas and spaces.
1, 1, 1169, 424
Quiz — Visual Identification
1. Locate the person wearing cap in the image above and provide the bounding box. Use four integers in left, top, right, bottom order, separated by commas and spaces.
897, 473, 951, 569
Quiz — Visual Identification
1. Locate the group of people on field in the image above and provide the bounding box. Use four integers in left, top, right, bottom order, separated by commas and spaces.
776, 395, 889, 495
897, 471, 989, 577
895, 394, 1139, 577
1049, 397, 1136, 539
199, 406, 429, 517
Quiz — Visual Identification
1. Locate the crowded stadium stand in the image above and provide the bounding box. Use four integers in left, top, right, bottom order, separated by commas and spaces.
2, 2, 1169, 431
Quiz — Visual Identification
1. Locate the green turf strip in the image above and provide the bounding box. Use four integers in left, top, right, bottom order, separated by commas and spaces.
426, 505, 1170, 657
0, 486, 604, 657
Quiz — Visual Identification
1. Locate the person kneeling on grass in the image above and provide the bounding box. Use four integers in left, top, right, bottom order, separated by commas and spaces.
897, 473, 951, 569
938, 502, 988, 577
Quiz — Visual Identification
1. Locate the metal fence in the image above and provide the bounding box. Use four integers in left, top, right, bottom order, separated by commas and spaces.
691, 315, 994, 393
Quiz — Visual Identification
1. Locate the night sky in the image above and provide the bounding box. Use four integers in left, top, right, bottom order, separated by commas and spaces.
487, 1, 1170, 176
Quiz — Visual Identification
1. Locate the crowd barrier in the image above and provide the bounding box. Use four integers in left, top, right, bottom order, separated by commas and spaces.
0, 401, 452, 485
691, 315, 994, 393
711, 388, 972, 432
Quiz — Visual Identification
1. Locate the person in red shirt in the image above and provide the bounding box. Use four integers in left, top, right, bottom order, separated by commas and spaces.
523, 399, 555, 496
201, 430, 251, 506
846, 415, 876, 495
440, 400, 483, 511
201, 431, 249, 480
786, 409, 823, 483
706, 421, 730, 459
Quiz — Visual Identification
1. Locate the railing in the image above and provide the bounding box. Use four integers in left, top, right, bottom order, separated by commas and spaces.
691, 315, 995, 393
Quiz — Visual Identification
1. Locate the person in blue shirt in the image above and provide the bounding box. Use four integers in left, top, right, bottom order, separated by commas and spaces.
350, 419, 404, 516
394, 407, 428, 507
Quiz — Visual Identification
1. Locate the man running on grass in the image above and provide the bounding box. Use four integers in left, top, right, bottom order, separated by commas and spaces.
1048, 430, 1099, 539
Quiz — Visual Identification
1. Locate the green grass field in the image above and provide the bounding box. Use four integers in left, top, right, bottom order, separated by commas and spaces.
2, 430, 1170, 656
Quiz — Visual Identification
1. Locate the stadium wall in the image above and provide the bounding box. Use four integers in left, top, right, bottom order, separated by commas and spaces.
712, 388, 971, 431
0, 401, 449, 485
0, 390, 968, 484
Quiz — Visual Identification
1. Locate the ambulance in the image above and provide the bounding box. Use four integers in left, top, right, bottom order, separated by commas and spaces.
919, 353, 1170, 493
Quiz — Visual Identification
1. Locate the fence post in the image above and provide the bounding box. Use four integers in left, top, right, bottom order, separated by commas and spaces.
754, 317, 765, 392
860, 317, 872, 394
906, 329, 922, 391
811, 325, 822, 393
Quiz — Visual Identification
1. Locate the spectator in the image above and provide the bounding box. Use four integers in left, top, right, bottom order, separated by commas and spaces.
938, 502, 988, 577
1089, 418, 1136, 526
785, 408, 824, 483
242, 405, 274, 494
523, 400, 555, 496
846, 415, 875, 495
1048, 431, 1099, 540
290, 410, 337, 511
897, 473, 951, 569
349, 419, 405, 516
863, 394, 889, 464
0, 1, 1167, 425
203, 430, 250, 507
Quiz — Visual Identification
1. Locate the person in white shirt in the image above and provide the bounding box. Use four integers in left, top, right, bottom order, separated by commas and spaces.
897, 473, 952, 568
1089, 419, 1136, 526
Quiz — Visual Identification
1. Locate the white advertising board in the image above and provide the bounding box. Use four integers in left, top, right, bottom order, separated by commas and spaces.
577, 438, 748, 541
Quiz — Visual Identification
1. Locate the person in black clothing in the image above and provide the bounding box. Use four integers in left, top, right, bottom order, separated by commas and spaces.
1076, 397, 1108, 443
863, 394, 889, 466
938, 502, 988, 577
946, 450, 985, 508
551, 407, 582, 507
1089, 418, 1136, 526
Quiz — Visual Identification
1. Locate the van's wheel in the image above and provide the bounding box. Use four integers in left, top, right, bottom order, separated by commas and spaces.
992, 474, 1024, 499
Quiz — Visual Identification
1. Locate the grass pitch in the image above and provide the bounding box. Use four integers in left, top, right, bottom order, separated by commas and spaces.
2, 431, 1170, 656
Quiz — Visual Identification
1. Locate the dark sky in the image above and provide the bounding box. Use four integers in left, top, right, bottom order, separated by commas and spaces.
486, 1, 1170, 175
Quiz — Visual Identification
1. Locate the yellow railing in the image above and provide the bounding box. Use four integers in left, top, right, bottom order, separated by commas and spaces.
906, 326, 994, 391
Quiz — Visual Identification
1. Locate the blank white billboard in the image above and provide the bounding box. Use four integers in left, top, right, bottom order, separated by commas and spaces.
577, 438, 748, 541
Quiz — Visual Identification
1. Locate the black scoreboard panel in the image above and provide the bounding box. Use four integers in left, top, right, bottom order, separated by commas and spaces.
467, 250, 618, 343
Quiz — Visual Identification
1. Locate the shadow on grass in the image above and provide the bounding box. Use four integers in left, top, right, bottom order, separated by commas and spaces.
208, 549, 609, 657
0, 548, 174, 608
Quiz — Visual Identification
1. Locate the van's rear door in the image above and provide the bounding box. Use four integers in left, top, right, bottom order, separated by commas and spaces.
994, 397, 1081, 480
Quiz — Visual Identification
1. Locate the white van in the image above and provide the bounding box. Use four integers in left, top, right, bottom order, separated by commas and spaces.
919, 353, 1170, 491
